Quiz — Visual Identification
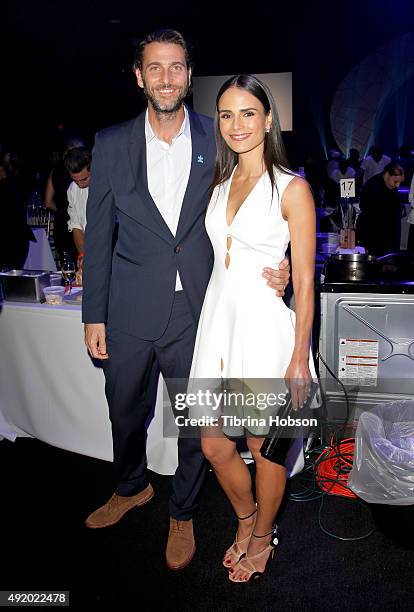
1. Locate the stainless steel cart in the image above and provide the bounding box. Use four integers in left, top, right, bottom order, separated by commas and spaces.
318, 281, 414, 424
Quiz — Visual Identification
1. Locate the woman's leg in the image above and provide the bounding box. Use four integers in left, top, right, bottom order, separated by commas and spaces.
201, 430, 256, 564
231, 435, 287, 580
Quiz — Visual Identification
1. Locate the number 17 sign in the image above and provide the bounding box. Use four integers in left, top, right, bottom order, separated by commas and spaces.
340, 178, 356, 198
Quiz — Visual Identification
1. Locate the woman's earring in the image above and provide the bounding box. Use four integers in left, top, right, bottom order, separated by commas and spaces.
265, 126, 270, 133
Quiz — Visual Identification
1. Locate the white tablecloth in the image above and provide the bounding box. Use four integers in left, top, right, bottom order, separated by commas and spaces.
24, 228, 57, 272
0, 302, 178, 475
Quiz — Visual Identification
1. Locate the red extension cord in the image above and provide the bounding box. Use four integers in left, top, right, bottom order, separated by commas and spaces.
315, 436, 357, 499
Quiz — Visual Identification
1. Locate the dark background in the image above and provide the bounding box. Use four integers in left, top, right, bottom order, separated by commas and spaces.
2, 0, 414, 168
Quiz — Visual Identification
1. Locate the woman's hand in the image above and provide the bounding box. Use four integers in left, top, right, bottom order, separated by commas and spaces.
284, 359, 312, 410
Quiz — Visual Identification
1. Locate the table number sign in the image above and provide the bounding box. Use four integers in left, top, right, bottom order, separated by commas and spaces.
340, 178, 356, 199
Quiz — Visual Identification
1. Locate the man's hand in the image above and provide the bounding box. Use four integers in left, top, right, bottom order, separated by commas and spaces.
84, 323, 109, 360
262, 256, 290, 297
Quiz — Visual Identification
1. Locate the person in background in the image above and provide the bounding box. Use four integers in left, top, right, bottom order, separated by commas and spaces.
45, 137, 84, 265
397, 145, 414, 187
326, 149, 341, 178
347, 148, 361, 172
329, 157, 357, 184
304, 151, 325, 208
0, 150, 34, 270
63, 146, 91, 256
360, 145, 391, 185
347, 148, 363, 190
357, 161, 404, 255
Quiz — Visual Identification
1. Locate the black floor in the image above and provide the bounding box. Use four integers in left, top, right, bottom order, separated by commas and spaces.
1, 437, 413, 611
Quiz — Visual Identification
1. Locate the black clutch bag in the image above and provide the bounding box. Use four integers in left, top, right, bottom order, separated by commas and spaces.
260, 382, 319, 465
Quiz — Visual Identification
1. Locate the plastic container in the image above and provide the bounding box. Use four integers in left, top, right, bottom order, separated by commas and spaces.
49, 273, 62, 286
43, 285, 65, 305
64, 286, 82, 304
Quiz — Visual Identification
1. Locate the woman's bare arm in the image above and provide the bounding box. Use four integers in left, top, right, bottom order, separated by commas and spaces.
281, 177, 316, 403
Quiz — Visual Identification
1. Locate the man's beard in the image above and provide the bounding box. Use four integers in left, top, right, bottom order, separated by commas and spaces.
143, 80, 189, 115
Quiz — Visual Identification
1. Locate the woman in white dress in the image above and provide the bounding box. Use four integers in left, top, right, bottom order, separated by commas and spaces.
189, 75, 316, 582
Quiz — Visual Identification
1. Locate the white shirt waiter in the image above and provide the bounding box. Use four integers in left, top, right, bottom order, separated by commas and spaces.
67, 182, 88, 233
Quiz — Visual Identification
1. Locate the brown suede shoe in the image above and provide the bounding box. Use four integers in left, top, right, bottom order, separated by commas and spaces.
85, 483, 154, 528
165, 518, 196, 570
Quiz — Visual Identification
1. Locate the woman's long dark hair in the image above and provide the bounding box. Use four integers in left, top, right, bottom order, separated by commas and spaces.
210, 74, 290, 196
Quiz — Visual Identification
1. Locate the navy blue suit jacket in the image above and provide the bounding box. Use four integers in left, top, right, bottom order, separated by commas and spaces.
82, 107, 215, 340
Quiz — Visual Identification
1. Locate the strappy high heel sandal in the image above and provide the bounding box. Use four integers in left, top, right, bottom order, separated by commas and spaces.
222, 507, 257, 570
229, 524, 280, 582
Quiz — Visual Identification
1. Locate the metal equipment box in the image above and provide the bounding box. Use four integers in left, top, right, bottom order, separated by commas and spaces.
0, 270, 50, 302
319, 284, 414, 424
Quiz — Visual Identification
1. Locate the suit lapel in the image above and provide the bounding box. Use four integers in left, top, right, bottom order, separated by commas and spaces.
175, 109, 210, 240
128, 107, 210, 243
128, 113, 175, 243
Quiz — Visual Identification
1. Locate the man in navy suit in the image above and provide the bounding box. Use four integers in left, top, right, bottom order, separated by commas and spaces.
82, 29, 289, 570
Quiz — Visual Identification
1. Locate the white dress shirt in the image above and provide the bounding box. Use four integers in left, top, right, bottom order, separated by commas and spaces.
67, 182, 88, 233
145, 107, 192, 291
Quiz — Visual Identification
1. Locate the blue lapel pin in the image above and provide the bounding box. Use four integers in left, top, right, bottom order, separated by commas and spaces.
197, 154, 204, 164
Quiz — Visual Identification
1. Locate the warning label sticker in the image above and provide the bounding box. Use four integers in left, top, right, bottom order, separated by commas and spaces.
338, 338, 379, 386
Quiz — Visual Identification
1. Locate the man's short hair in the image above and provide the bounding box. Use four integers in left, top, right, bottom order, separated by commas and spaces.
132, 29, 193, 72
63, 146, 91, 174
383, 161, 404, 176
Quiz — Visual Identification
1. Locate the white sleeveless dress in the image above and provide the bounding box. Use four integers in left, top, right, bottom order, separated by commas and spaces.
190, 166, 315, 379
188, 166, 316, 470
